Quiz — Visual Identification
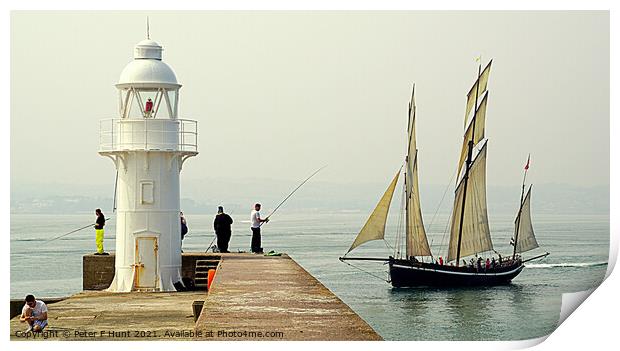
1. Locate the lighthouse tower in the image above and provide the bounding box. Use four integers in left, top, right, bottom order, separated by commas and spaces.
99, 37, 198, 292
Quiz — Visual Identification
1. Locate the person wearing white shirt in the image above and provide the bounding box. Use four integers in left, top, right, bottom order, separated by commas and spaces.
250, 203, 269, 253
20, 294, 48, 333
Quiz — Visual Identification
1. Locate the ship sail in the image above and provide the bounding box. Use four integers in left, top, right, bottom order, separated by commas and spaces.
447, 141, 493, 262
457, 92, 488, 176
347, 169, 401, 253
464, 60, 492, 127
514, 185, 539, 253
405, 86, 432, 257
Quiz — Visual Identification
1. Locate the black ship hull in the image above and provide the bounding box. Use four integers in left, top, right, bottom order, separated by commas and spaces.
389, 258, 524, 288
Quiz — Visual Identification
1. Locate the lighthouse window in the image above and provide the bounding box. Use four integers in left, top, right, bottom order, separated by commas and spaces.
158, 91, 172, 119
167, 90, 178, 118
137, 90, 158, 118
126, 91, 145, 119
140, 181, 154, 204
120, 89, 133, 118
118, 90, 124, 117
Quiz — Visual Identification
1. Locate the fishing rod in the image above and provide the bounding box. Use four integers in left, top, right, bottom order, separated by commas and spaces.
261, 165, 327, 226
45, 217, 112, 243
207, 236, 217, 251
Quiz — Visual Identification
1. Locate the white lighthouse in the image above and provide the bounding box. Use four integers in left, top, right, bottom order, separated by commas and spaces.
99, 36, 198, 292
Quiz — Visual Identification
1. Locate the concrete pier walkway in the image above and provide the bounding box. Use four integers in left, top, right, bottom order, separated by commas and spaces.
10, 290, 205, 340
10, 253, 381, 341
195, 253, 381, 340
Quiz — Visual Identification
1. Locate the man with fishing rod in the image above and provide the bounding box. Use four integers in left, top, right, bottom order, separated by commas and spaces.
94, 209, 108, 255
250, 203, 269, 254
248, 166, 326, 254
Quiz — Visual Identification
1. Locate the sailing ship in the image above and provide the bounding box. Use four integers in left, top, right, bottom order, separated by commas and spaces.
340, 60, 549, 287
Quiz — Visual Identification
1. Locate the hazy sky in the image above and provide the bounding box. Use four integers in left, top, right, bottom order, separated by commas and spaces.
11, 11, 609, 190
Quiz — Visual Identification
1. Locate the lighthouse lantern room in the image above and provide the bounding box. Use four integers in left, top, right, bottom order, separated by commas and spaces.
99, 36, 198, 292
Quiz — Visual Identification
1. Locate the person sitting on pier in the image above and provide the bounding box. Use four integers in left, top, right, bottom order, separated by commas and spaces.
214, 206, 233, 253
20, 295, 48, 333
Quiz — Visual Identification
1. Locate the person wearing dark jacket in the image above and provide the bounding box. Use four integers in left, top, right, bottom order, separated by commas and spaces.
213, 206, 233, 253
180, 212, 188, 241
94, 208, 108, 255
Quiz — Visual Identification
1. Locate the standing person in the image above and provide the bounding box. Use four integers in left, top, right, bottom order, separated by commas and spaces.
213, 206, 234, 253
145, 98, 153, 117
94, 209, 107, 255
20, 295, 48, 333
250, 203, 269, 254
180, 212, 188, 241
180, 212, 188, 252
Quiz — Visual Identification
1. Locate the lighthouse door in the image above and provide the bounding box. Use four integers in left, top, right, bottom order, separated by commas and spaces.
135, 237, 158, 289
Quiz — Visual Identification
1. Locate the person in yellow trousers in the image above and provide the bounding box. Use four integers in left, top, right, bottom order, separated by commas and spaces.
94, 208, 108, 255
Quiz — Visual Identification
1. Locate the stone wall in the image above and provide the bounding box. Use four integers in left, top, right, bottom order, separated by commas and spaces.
82, 253, 221, 290
83, 254, 116, 290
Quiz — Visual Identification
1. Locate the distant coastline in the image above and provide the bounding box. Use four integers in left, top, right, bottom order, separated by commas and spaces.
11, 180, 609, 216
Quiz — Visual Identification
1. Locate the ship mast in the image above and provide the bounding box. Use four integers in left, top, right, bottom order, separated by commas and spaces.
455, 63, 482, 266
404, 92, 412, 260
513, 155, 530, 260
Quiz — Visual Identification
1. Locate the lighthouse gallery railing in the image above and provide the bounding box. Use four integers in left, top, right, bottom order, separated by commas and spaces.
99, 118, 198, 153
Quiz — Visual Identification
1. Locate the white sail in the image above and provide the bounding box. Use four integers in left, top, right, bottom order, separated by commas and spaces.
457, 92, 488, 175
406, 154, 432, 257
447, 142, 493, 262
515, 185, 539, 253
464, 60, 492, 127
347, 170, 401, 253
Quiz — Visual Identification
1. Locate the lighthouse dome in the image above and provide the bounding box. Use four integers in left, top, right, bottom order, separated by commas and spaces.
117, 39, 180, 87
118, 60, 178, 86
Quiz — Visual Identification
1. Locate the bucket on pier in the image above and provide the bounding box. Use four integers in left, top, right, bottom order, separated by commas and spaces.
207, 269, 216, 290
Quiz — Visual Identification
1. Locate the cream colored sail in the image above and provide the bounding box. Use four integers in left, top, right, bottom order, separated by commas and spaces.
347, 170, 401, 253
464, 60, 492, 127
515, 185, 539, 253
406, 154, 432, 256
405, 86, 431, 257
447, 142, 493, 262
457, 92, 489, 175
408, 84, 418, 157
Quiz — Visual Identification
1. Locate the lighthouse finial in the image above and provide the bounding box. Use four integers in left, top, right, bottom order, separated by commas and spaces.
146, 16, 150, 39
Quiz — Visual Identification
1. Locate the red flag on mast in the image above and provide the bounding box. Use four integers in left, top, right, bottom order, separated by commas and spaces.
525, 155, 530, 170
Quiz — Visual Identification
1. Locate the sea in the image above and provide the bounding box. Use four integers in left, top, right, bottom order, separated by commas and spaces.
10, 211, 608, 341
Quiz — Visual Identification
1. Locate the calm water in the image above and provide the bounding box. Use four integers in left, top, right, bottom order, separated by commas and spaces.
10, 212, 608, 340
